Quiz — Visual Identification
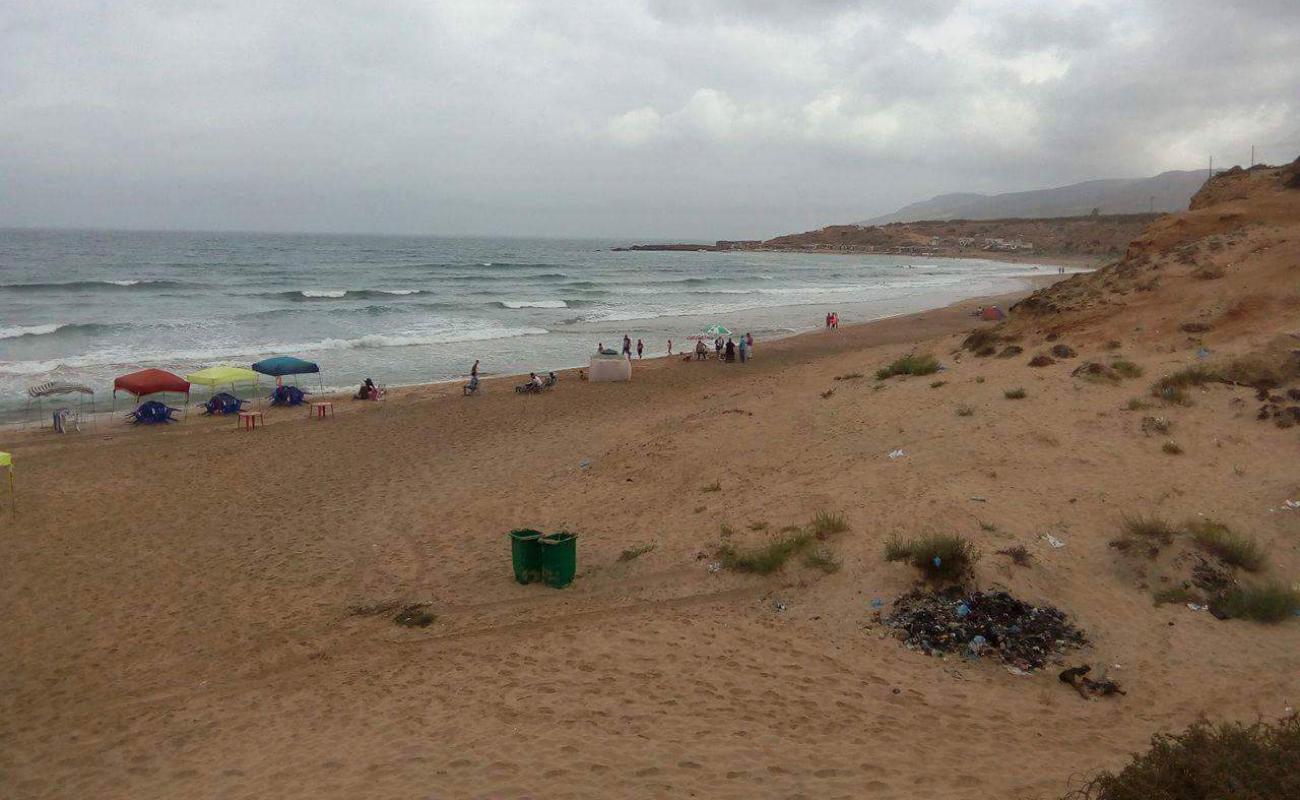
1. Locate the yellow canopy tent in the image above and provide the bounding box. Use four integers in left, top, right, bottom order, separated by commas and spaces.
185, 366, 260, 387
0, 452, 12, 512
186, 366, 261, 413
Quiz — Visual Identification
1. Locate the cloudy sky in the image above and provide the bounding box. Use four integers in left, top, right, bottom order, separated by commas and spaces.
2, 0, 1297, 239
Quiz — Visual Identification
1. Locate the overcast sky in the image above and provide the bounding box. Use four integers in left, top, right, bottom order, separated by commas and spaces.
2, 1, 1297, 239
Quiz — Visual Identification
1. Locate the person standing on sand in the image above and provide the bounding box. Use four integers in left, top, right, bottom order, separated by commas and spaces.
724, 337, 736, 363
622, 335, 632, 359
745, 332, 754, 357
825, 312, 831, 329
471, 359, 479, 379
636, 338, 644, 359
714, 336, 723, 358
738, 335, 747, 363
667, 339, 673, 355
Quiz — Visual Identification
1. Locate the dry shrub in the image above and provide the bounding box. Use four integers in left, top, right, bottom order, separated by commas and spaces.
1060, 715, 1300, 799
885, 533, 979, 582
876, 353, 940, 380
1187, 519, 1265, 572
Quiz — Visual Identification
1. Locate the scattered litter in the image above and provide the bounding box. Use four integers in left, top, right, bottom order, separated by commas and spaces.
1187, 603, 1207, 612
956, 602, 971, 618
1059, 665, 1125, 699
772, 599, 788, 612
1005, 665, 1030, 677
870, 598, 884, 609
706, 561, 722, 574
888, 449, 906, 460
884, 588, 1086, 671
1282, 500, 1300, 511
1196, 347, 1212, 360
969, 496, 988, 502
1043, 534, 1066, 549
579, 459, 592, 471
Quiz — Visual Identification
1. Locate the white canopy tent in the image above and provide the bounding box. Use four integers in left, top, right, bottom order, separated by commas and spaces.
25, 381, 97, 431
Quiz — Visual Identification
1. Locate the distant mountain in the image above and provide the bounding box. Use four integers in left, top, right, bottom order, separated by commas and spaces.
864, 170, 1207, 224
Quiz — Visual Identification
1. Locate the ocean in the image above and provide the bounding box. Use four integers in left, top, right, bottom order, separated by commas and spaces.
0, 229, 1056, 421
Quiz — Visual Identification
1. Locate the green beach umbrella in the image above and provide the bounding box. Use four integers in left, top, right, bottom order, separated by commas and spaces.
702, 324, 731, 337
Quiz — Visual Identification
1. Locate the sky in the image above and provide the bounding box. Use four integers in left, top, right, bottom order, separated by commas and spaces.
1, 0, 1297, 240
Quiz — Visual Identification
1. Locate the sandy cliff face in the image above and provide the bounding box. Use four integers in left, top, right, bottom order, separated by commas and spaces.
1010, 159, 1300, 361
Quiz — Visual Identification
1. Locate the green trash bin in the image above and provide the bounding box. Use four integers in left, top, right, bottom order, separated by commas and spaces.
540, 531, 578, 588
509, 528, 544, 584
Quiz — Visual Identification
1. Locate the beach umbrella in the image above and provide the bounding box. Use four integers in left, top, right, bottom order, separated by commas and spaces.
689, 323, 732, 340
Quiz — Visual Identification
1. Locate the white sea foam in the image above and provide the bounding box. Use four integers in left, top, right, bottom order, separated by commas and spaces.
500, 300, 567, 309
0, 323, 63, 339
299, 289, 347, 298
0, 326, 551, 376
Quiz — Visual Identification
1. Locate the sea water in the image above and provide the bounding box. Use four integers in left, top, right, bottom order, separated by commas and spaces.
0, 229, 1058, 420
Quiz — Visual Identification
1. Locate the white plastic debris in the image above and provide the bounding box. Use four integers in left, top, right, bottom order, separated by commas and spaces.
1043, 534, 1066, 549
706, 561, 722, 574
1187, 603, 1206, 612
888, 449, 906, 460
1282, 499, 1300, 510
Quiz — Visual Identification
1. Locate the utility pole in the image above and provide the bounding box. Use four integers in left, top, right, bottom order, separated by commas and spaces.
1250, 145, 1255, 167
1208, 155, 1213, 179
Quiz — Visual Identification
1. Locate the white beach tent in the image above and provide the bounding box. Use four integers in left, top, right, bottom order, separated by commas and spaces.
25, 381, 96, 431
589, 349, 631, 382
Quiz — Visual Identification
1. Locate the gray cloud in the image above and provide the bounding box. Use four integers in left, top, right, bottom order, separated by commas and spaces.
1, 0, 1296, 239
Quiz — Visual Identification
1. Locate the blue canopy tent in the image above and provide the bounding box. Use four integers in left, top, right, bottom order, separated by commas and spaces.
251, 355, 323, 405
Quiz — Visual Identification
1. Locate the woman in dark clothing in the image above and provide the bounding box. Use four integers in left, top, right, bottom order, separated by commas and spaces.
724, 338, 736, 362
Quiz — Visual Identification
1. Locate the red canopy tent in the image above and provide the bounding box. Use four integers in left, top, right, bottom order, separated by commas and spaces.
981, 305, 1006, 322
113, 368, 191, 397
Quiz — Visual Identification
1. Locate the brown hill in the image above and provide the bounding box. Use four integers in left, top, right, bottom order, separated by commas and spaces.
1008, 159, 1300, 371
761, 213, 1160, 261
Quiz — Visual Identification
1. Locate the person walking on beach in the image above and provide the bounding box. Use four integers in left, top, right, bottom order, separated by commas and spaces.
667, 339, 673, 355
738, 335, 747, 363
471, 359, 479, 379
724, 337, 736, 363
636, 338, 644, 359
622, 335, 632, 359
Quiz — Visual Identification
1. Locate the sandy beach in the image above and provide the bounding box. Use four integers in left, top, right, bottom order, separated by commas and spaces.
4, 173, 1300, 800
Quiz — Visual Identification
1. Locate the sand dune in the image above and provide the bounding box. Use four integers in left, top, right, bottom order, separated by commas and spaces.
3, 163, 1300, 799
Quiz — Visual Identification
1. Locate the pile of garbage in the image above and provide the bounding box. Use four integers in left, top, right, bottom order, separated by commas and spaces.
883, 588, 1087, 671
